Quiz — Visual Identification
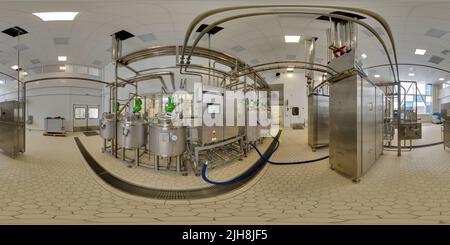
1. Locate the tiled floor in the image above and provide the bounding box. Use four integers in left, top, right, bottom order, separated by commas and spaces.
0, 126, 449, 224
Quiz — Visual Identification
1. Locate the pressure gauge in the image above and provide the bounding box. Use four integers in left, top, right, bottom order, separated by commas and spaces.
171, 134, 178, 141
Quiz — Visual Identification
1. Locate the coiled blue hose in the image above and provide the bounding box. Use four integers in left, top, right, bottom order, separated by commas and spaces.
202, 137, 329, 185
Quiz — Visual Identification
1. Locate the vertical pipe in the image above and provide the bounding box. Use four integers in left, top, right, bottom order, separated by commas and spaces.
397, 80, 401, 156
208, 33, 211, 86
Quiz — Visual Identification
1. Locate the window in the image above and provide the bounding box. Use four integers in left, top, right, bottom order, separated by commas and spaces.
88, 108, 99, 119
393, 82, 433, 114
74, 107, 86, 119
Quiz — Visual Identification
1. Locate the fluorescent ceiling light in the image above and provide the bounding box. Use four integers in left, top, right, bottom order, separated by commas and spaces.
286, 67, 294, 72
439, 78, 445, 81
11, 65, 18, 70
59, 66, 66, 71
284, 35, 300, 43
58, 56, 67, 61
361, 53, 367, 59
414, 49, 426, 55
374, 74, 380, 78
0, 80, 5, 85
33, 12, 79, 21
408, 73, 415, 77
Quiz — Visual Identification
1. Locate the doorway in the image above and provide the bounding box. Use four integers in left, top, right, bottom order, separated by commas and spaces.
73, 104, 100, 132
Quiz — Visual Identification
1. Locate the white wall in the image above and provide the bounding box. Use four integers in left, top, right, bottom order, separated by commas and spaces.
0, 73, 103, 131
262, 71, 309, 128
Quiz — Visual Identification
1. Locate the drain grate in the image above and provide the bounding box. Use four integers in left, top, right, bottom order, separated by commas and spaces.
83, 131, 99, 137
74, 131, 281, 200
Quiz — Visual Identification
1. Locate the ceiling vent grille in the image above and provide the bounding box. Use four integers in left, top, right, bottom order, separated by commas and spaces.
54, 37, 69, 45
230, 45, 245, 52
30, 59, 40, 64
13, 43, 29, 51
425, 28, 448, 38
137, 33, 157, 42
428, 55, 445, 64
286, 54, 296, 60
92, 60, 102, 66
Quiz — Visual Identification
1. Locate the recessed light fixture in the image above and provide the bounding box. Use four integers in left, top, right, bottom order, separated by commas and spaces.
286, 67, 294, 72
59, 66, 66, 71
374, 74, 380, 78
58, 56, 67, 61
361, 53, 367, 59
439, 78, 445, 81
33, 12, 79, 21
408, 73, 415, 77
414, 49, 426, 55
11, 65, 18, 70
284, 35, 300, 43
0, 80, 5, 85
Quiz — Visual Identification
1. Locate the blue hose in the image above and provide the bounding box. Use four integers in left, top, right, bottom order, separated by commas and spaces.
201, 138, 280, 185
250, 138, 329, 165
202, 137, 329, 185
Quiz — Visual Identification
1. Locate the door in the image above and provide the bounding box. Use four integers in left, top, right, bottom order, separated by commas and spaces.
73, 104, 100, 132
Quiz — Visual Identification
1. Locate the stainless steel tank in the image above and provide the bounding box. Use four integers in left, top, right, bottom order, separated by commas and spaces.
99, 113, 116, 140
148, 114, 186, 157
119, 115, 148, 149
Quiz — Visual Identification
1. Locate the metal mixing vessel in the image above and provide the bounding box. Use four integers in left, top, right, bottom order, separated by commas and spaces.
119, 114, 148, 149
99, 112, 116, 140
148, 114, 186, 157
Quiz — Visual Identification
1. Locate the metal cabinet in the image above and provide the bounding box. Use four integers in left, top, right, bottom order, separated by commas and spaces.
329, 70, 384, 181
0, 101, 25, 157
442, 103, 450, 149
308, 94, 329, 151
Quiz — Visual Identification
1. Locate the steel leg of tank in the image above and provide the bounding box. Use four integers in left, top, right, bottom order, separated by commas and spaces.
154, 155, 159, 170
102, 139, 107, 153
176, 156, 181, 173
135, 149, 139, 166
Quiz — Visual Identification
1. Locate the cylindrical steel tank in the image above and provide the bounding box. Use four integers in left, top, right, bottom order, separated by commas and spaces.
148, 114, 186, 157
99, 113, 116, 140
119, 114, 148, 149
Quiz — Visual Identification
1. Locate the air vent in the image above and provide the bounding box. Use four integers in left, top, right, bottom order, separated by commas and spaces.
30, 59, 40, 64
13, 43, 29, 51
92, 60, 102, 66
425, 28, 448, 38
230, 45, 245, 52
428, 55, 445, 64
54, 37, 69, 45
2, 26, 28, 37
286, 54, 296, 60
112, 30, 134, 41
195, 24, 224, 35
137, 33, 157, 42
